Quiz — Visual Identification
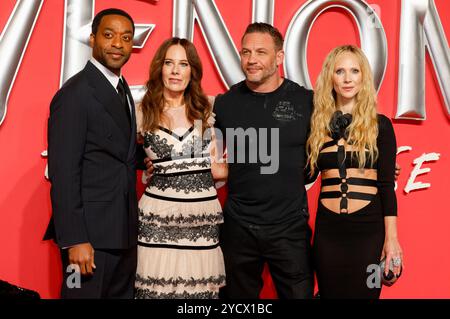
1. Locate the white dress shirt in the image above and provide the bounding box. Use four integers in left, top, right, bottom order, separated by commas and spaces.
90, 57, 132, 113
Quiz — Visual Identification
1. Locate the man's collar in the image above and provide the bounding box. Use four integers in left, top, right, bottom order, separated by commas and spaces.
89, 57, 122, 90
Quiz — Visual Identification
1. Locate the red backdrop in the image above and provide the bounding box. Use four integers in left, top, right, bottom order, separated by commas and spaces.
0, 0, 449, 299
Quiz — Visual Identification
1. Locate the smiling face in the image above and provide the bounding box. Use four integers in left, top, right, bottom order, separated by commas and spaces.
162, 44, 192, 96
89, 14, 133, 75
332, 51, 363, 106
240, 32, 284, 89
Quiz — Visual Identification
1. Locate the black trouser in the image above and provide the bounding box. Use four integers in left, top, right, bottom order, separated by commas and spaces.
219, 214, 313, 299
60, 246, 137, 299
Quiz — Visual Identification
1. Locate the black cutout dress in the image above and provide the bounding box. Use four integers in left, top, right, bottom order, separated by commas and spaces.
312, 111, 397, 299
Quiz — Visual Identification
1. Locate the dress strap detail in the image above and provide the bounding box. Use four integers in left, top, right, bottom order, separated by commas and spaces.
152, 153, 211, 164
319, 191, 375, 201
153, 168, 211, 177
158, 125, 195, 141
144, 192, 218, 202
138, 241, 219, 250
321, 140, 336, 150
321, 177, 377, 187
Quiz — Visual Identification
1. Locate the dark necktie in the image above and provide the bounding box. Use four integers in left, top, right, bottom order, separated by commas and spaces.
117, 78, 131, 124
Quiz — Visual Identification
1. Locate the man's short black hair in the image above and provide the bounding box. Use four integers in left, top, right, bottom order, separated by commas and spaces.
91, 8, 135, 35
242, 22, 284, 51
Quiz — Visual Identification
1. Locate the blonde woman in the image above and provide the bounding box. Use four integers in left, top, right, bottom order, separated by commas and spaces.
307, 45, 402, 298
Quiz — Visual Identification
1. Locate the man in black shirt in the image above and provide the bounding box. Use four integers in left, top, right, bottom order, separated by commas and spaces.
214, 23, 314, 298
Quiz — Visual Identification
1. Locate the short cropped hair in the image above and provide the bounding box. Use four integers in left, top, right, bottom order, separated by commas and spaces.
242, 22, 284, 51
91, 8, 135, 35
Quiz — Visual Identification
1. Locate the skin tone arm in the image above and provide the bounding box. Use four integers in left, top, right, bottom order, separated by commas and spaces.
206, 95, 227, 181
381, 217, 403, 277
210, 128, 228, 181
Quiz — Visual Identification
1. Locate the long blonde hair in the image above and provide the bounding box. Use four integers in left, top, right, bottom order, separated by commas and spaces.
307, 45, 379, 176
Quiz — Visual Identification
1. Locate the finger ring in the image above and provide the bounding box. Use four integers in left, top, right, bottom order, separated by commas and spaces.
392, 257, 402, 267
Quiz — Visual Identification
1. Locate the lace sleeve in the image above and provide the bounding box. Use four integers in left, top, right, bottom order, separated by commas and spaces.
135, 103, 144, 136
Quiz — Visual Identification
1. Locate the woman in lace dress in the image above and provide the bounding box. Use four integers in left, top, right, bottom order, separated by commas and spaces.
134, 37, 227, 299
307, 45, 403, 298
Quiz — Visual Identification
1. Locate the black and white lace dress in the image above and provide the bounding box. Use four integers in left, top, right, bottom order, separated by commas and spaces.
135, 122, 225, 299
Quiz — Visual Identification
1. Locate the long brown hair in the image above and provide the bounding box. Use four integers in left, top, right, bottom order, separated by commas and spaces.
140, 37, 211, 132
307, 45, 379, 176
